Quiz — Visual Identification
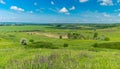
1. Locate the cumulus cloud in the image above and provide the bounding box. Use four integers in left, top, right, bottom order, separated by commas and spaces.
98, 0, 113, 6
51, 1, 54, 5
79, 0, 88, 3
0, 0, 6, 4
10, 6, 24, 12
59, 7, 68, 13
69, 6, 75, 10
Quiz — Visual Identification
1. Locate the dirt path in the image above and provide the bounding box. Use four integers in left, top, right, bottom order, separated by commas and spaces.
42, 33, 59, 38
26, 32, 67, 39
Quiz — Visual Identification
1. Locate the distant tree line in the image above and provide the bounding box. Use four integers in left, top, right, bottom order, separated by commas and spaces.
54, 24, 120, 30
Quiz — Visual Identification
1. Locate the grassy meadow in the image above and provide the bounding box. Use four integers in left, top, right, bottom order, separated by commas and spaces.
0, 23, 120, 69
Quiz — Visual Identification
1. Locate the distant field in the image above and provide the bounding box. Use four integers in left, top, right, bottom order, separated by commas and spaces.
0, 24, 120, 69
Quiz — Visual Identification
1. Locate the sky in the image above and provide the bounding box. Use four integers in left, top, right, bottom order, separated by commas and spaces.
0, 0, 120, 23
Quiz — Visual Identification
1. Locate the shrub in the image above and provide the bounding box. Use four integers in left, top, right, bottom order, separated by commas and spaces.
59, 35, 62, 39
63, 43, 69, 47
93, 42, 120, 50
93, 32, 98, 40
20, 38, 27, 45
0, 38, 2, 41
93, 43, 98, 47
104, 37, 110, 41
27, 41, 58, 49
67, 33, 72, 39
29, 39, 34, 43
8, 34, 15, 37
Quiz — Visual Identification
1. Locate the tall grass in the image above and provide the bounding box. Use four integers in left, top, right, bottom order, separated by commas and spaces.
5, 50, 120, 69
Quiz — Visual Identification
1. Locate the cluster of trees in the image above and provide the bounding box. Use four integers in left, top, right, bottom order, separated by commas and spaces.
58, 32, 110, 41
93, 32, 110, 41
67, 33, 86, 39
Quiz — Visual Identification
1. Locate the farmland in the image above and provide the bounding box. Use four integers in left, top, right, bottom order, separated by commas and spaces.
0, 23, 120, 69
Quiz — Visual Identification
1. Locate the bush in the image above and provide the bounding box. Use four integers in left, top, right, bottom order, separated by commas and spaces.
93, 32, 98, 40
29, 39, 34, 43
27, 41, 58, 49
67, 33, 72, 39
8, 34, 15, 37
104, 37, 110, 41
59, 35, 62, 39
93, 43, 98, 47
93, 42, 120, 50
0, 38, 2, 41
63, 43, 69, 47
20, 38, 27, 45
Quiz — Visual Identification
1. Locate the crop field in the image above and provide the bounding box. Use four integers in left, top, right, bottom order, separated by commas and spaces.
0, 24, 120, 69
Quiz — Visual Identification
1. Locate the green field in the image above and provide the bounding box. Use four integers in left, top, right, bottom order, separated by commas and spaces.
0, 24, 120, 69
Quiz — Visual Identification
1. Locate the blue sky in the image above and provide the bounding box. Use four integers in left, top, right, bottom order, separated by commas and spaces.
0, 0, 120, 23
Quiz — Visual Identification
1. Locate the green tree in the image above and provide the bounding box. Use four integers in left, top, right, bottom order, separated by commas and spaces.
59, 35, 62, 39
93, 32, 98, 40
67, 33, 72, 39
20, 38, 27, 45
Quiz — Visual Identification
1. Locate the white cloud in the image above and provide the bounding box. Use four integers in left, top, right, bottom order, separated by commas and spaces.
103, 13, 110, 17
117, 0, 120, 3
98, 0, 113, 6
118, 13, 120, 16
79, 0, 88, 3
10, 6, 24, 12
69, 6, 75, 10
0, 0, 6, 4
59, 7, 68, 13
51, 1, 54, 5
34, 2, 37, 6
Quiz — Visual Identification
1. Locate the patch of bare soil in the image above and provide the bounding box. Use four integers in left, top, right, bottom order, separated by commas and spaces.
26, 32, 67, 39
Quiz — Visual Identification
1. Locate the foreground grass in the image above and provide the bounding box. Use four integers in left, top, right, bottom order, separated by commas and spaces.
4, 49, 120, 69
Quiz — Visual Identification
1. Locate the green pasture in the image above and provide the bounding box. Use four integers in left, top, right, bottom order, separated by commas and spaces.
0, 24, 119, 69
